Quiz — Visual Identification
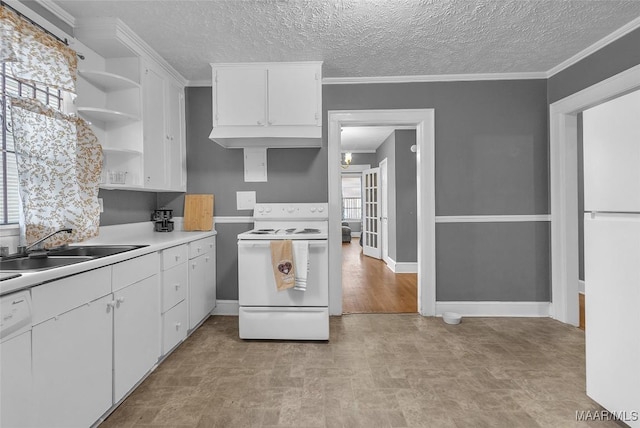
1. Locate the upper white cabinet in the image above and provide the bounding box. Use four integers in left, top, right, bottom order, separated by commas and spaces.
74, 18, 187, 192
210, 62, 322, 148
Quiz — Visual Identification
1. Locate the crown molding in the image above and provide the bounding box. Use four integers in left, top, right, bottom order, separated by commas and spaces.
34, 0, 75, 27
547, 15, 640, 78
322, 72, 547, 85
187, 79, 213, 87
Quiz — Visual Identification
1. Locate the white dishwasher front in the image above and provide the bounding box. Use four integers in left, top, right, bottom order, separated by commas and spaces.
1, 290, 33, 428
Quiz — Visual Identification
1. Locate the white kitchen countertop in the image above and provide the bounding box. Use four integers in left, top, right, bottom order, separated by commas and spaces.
0, 221, 217, 296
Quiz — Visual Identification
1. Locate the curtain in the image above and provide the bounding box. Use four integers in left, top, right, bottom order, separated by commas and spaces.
0, 5, 77, 91
2, 4, 102, 246
10, 98, 102, 246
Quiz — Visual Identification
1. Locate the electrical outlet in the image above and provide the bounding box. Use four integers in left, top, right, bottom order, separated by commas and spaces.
98, 198, 104, 213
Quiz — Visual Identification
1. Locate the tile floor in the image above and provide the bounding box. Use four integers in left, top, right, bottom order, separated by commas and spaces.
101, 315, 616, 428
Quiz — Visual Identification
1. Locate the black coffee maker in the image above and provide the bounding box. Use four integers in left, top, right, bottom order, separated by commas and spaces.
152, 209, 174, 232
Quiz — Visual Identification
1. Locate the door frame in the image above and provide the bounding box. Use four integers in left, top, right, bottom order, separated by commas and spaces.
550, 64, 640, 325
379, 158, 389, 265
328, 109, 436, 316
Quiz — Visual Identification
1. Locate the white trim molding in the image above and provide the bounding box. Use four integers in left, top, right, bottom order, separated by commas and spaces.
549, 63, 640, 326
323, 72, 546, 85
547, 16, 640, 78
212, 300, 239, 316
435, 214, 551, 223
34, 0, 76, 27
187, 79, 213, 87
213, 216, 254, 224
436, 301, 551, 317
385, 258, 418, 274
579, 280, 585, 295
328, 109, 436, 317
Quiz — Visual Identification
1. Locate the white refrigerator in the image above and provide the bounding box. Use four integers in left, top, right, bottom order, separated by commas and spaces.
583, 90, 640, 427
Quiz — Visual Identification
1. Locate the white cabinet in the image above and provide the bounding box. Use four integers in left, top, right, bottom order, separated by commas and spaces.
31, 254, 160, 427
32, 269, 113, 428
1, 331, 32, 428
75, 17, 186, 192
160, 245, 189, 355
142, 61, 187, 191
210, 62, 322, 148
189, 236, 216, 329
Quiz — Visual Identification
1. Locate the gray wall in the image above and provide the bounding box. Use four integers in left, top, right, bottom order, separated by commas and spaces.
548, 28, 640, 104
325, 80, 550, 301
376, 132, 397, 261
394, 130, 417, 262
98, 189, 157, 226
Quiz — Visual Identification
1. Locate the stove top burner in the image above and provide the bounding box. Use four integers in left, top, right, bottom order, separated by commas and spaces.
295, 228, 321, 234
250, 229, 275, 235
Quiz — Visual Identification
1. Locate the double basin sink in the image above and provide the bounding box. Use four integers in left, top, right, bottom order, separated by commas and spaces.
0, 245, 148, 272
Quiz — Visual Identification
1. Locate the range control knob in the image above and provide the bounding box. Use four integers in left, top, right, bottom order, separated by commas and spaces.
265, 207, 272, 213
257, 207, 264, 213
318, 206, 324, 212
287, 206, 295, 213
310, 207, 317, 212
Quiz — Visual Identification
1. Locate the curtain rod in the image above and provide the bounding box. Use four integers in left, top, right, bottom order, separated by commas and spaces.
1, 1, 85, 60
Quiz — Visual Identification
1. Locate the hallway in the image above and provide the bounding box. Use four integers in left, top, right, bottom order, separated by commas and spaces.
342, 238, 417, 314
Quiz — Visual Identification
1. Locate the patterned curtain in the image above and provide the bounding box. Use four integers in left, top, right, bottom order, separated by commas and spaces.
2, 4, 102, 246
0, 5, 77, 91
10, 98, 102, 246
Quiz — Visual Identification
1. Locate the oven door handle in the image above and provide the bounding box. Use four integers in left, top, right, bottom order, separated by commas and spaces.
238, 241, 327, 248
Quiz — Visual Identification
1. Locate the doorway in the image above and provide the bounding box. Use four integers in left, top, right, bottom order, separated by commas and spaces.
549, 64, 640, 325
327, 109, 436, 316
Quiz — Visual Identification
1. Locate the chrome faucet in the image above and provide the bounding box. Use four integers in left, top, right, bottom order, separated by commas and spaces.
24, 228, 73, 255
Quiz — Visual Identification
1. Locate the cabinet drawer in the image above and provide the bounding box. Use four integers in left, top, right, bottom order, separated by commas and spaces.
162, 300, 187, 355
189, 236, 215, 259
32, 267, 111, 325
113, 253, 159, 292
162, 245, 189, 271
162, 262, 188, 312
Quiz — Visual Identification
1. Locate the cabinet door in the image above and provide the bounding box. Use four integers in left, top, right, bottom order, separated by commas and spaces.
113, 275, 160, 403
268, 66, 320, 126
1, 332, 33, 428
214, 67, 266, 126
189, 252, 215, 330
32, 295, 113, 428
166, 79, 186, 191
142, 63, 167, 189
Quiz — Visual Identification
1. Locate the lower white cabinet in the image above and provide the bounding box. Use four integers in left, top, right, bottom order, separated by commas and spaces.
33, 293, 113, 428
1, 331, 33, 428
113, 275, 160, 402
189, 237, 216, 330
160, 245, 189, 355
31, 254, 160, 427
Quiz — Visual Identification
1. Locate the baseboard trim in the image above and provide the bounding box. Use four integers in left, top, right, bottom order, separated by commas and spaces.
385, 257, 417, 273
579, 280, 585, 294
436, 301, 551, 317
212, 300, 239, 315
350, 231, 361, 238
435, 214, 551, 223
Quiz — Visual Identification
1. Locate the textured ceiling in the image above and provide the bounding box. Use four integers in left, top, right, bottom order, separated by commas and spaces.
54, 0, 640, 82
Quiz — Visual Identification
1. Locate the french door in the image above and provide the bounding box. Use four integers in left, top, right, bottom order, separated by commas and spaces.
362, 167, 381, 259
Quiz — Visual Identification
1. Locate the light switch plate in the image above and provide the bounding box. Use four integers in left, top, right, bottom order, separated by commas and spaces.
237, 191, 256, 210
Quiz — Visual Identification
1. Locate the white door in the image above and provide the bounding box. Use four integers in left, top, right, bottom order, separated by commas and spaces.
189, 250, 216, 330
166, 80, 186, 191
142, 62, 167, 189
379, 158, 389, 264
362, 167, 381, 259
32, 295, 113, 428
113, 275, 160, 403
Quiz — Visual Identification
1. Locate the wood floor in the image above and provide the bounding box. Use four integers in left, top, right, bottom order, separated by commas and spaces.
342, 238, 417, 314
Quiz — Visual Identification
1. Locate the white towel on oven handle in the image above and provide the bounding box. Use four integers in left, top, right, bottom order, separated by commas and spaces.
292, 240, 309, 291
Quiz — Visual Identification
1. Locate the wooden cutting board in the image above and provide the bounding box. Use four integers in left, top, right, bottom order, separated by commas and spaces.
183, 194, 214, 231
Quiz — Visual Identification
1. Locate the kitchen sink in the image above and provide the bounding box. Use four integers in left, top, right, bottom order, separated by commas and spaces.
0, 245, 148, 272
47, 245, 147, 258
0, 256, 94, 271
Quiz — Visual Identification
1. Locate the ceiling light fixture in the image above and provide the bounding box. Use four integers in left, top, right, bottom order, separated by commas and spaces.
341, 152, 352, 169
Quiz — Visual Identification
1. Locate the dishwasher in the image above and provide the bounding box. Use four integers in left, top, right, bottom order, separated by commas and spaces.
1, 289, 33, 428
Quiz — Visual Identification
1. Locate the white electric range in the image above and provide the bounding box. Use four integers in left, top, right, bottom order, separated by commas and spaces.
237, 203, 329, 340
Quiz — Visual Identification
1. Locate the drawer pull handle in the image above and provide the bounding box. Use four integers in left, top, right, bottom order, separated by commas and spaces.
197, 247, 201, 253
205, 256, 210, 262
174, 284, 181, 290
192, 263, 197, 269
175, 322, 181, 330
209, 243, 213, 248
107, 301, 116, 310
175, 255, 180, 262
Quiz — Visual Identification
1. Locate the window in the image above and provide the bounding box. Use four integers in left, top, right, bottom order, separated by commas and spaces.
342, 175, 362, 220
0, 62, 63, 225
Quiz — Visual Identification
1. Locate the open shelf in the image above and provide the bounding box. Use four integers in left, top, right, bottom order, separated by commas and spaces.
78, 70, 140, 92
78, 107, 140, 123
101, 147, 142, 156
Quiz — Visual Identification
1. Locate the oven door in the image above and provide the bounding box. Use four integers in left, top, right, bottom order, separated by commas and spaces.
238, 240, 328, 307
